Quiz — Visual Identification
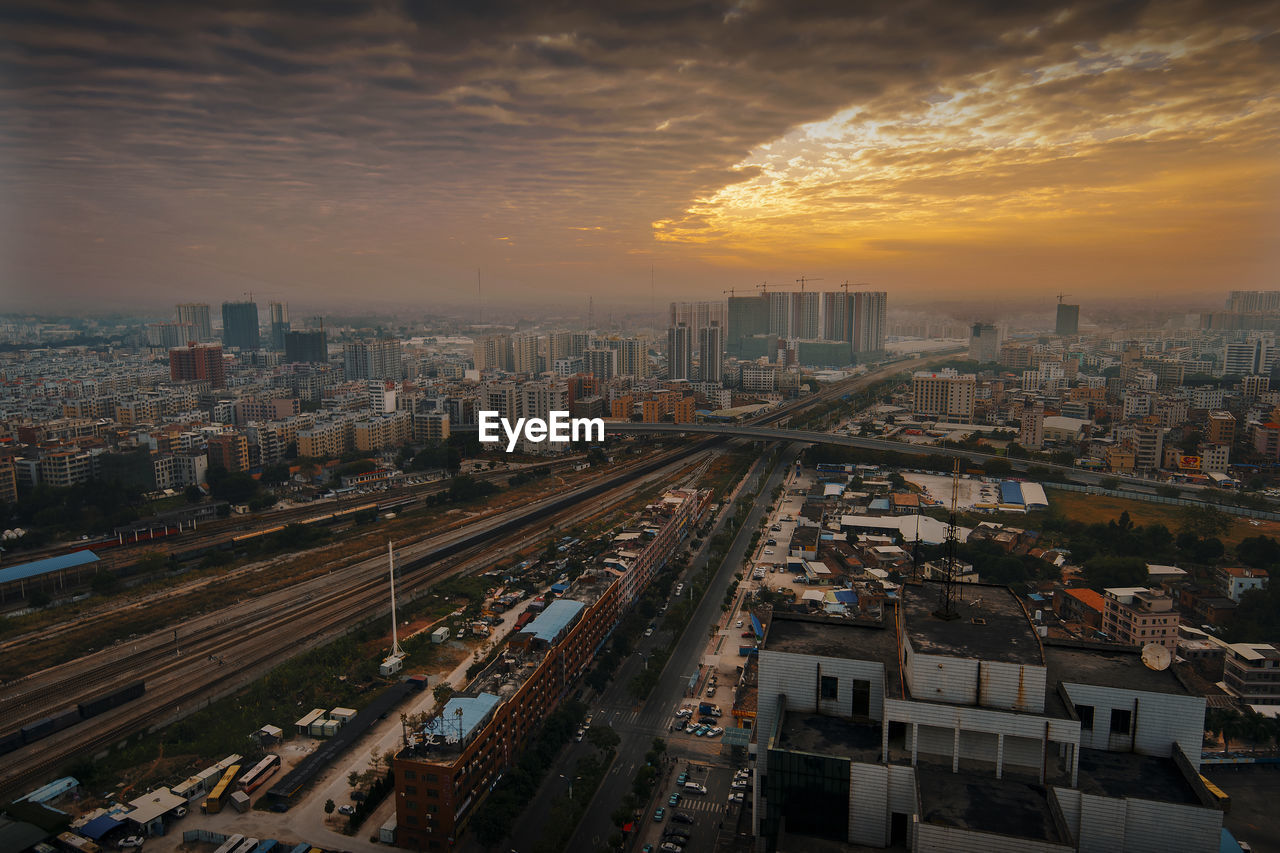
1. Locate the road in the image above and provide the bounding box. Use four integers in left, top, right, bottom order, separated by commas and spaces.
563, 442, 802, 853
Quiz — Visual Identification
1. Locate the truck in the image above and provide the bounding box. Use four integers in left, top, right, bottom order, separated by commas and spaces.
698, 702, 715, 716
739, 646, 758, 657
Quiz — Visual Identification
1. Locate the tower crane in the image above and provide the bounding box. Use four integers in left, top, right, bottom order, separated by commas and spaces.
1056, 293, 1071, 304
795, 276, 823, 292
839, 281, 871, 294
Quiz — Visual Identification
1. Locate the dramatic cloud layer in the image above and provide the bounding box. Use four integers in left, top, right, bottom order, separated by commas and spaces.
1, 0, 1277, 311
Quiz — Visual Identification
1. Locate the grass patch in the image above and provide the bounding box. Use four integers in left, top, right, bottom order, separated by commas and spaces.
1044, 487, 1280, 548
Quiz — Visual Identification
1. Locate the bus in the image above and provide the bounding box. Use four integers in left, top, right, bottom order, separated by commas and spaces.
202, 764, 241, 814
210, 836, 244, 853
239, 753, 282, 794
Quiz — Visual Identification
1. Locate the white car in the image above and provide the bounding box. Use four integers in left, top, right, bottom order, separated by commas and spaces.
728, 792, 744, 803
707, 726, 723, 736
675, 708, 693, 718
763, 549, 774, 556
118, 839, 145, 850
735, 619, 743, 628
338, 804, 356, 815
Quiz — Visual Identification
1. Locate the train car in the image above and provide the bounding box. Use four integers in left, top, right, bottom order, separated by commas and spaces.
202, 764, 241, 814
0, 729, 24, 756
238, 753, 281, 794
78, 680, 145, 719
21, 707, 80, 743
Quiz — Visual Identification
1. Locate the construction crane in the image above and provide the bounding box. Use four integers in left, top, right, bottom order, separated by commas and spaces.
1056, 293, 1071, 304
839, 281, 871, 293
722, 288, 745, 298
795, 276, 823, 292
755, 281, 772, 293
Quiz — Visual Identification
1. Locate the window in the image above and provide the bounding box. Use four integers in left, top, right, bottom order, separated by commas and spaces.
404, 770, 416, 781
851, 679, 872, 717
405, 785, 417, 795
1078, 704, 1094, 730
820, 675, 839, 700
406, 815, 419, 826
1111, 708, 1132, 736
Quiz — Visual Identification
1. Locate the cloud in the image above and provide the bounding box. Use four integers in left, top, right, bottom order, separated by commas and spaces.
0, 0, 1276, 309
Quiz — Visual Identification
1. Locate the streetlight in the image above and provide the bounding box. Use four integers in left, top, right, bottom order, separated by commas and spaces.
559, 773, 580, 799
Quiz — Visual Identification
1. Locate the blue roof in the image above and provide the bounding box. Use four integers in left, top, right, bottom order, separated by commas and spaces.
0, 551, 99, 585
750, 613, 764, 637
18, 776, 79, 803
80, 814, 123, 840
869, 498, 891, 511
834, 590, 859, 604
437, 693, 501, 742
521, 599, 585, 643
999, 481, 1024, 504
550, 582, 569, 593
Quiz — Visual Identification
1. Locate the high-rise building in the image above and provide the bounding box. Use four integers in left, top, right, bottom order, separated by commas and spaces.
475, 334, 513, 371
546, 331, 573, 365
1228, 291, 1280, 314
344, 338, 402, 381
268, 301, 290, 350
1223, 339, 1273, 376
175, 303, 213, 342
698, 322, 723, 383
968, 322, 1001, 363
147, 322, 197, 350
616, 338, 649, 378
221, 300, 260, 351
283, 329, 328, 364
510, 332, 540, 373
667, 324, 692, 381
1055, 302, 1080, 336
168, 343, 226, 388
585, 347, 617, 381
1019, 404, 1044, 450
727, 294, 770, 355
669, 301, 727, 335
911, 369, 976, 423
767, 291, 821, 339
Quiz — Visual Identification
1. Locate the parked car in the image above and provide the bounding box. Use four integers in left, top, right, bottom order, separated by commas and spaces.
574, 727, 586, 742
665, 829, 692, 841
118, 839, 145, 850
654, 807, 665, 822
668, 792, 682, 806
644, 627, 654, 637
672, 811, 695, 824
674, 718, 687, 730
735, 619, 743, 627
728, 792, 745, 804
683, 782, 707, 794
707, 726, 723, 736
741, 630, 754, 638
763, 549, 774, 555
584, 713, 594, 726
706, 686, 716, 697
660, 843, 684, 853
338, 804, 356, 815
675, 708, 693, 718
731, 780, 748, 789
677, 772, 688, 785
169, 806, 187, 818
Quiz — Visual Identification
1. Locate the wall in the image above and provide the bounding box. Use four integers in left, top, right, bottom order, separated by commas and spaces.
1052, 788, 1222, 853
914, 821, 1074, 853
1061, 683, 1204, 765
903, 641, 1046, 713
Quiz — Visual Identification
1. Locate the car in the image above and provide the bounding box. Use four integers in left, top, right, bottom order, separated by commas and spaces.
677, 772, 688, 785
668, 792, 681, 806
170, 805, 188, 818
675, 708, 692, 718
763, 549, 774, 555
584, 713, 594, 726
683, 782, 707, 794
118, 839, 145, 850
688, 724, 703, 736
735, 769, 750, 779
766, 539, 776, 546
706, 686, 716, 697
665, 829, 692, 841
771, 524, 781, 531
672, 811, 694, 824
643, 847, 654, 853
699, 715, 716, 724
735, 619, 743, 627
456, 629, 465, 638
660, 844, 684, 853
654, 807, 665, 822
644, 627, 654, 637
574, 727, 586, 742
731, 779, 748, 789
707, 726, 723, 736
741, 630, 754, 638
338, 804, 356, 815
728, 792, 745, 804
674, 718, 687, 730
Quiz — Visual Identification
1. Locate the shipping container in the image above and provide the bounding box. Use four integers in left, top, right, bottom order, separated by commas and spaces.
430, 626, 450, 644
229, 791, 251, 813
379, 815, 398, 844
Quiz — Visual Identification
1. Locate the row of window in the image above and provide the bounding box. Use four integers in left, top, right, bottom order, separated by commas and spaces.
1077, 704, 1131, 735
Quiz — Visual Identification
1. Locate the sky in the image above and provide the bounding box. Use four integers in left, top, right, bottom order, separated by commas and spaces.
2, 0, 1278, 315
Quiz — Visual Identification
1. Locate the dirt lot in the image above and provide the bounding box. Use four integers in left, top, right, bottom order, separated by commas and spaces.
1045, 488, 1280, 548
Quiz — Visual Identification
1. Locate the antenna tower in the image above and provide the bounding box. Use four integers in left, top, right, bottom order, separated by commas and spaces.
933, 460, 962, 620
389, 541, 403, 657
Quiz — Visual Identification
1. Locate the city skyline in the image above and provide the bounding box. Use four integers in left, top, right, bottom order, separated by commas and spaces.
3, 1, 1278, 312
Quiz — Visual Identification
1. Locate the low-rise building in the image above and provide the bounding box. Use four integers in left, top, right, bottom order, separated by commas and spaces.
1102, 587, 1178, 651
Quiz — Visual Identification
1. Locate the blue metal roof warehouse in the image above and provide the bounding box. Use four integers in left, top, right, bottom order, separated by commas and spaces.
0, 550, 100, 585
519, 599, 586, 644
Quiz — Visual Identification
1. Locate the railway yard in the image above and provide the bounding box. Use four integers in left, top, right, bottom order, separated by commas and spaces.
0, 357, 946, 852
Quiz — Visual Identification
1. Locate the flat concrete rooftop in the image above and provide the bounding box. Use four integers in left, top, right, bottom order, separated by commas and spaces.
902, 581, 1043, 666
1044, 641, 1191, 696
916, 761, 1061, 843
777, 711, 882, 764
1075, 749, 1200, 806
764, 612, 895, 662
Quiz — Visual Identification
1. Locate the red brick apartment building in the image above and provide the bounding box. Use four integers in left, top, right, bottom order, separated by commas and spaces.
394, 488, 707, 851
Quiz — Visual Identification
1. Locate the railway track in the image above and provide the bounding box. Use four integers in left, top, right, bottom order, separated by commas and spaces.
0, 447, 712, 796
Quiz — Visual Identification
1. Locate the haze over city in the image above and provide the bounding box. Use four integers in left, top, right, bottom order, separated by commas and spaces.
4, 0, 1278, 313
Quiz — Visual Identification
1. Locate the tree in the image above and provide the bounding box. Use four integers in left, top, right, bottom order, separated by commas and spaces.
1082, 555, 1146, 590
184, 484, 203, 503
983, 458, 1012, 477
433, 683, 455, 706
1178, 505, 1231, 539
1236, 535, 1280, 569
587, 725, 620, 751
324, 799, 335, 814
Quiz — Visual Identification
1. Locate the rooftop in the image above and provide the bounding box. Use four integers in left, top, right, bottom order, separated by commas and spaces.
764, 613, 896, 664
1044, 641, 1191, 696
1074, 749, 1200, 805
915, 762, 1060, 842
519, 599, 585, 643
0, 549, 99, 585
776, 710, 882, 764
902, 581, 1043, 666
